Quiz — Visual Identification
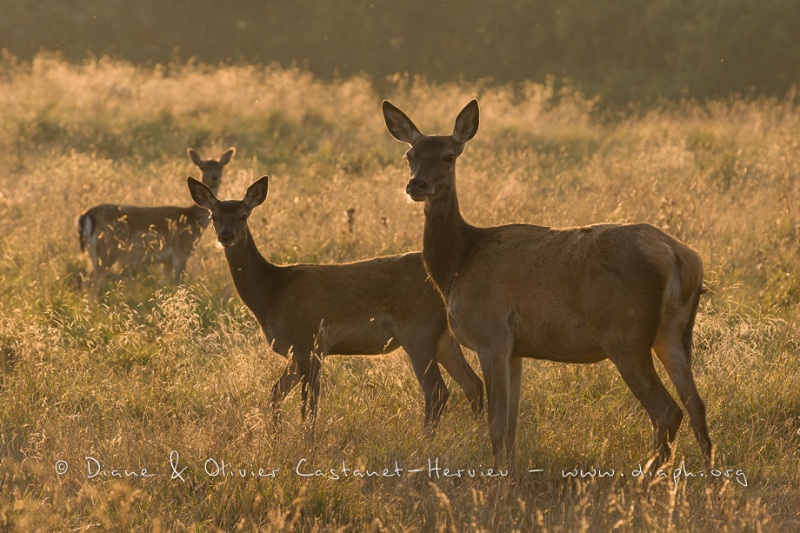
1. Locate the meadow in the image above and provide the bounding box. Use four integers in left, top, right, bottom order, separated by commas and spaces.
0, 54, 798, 531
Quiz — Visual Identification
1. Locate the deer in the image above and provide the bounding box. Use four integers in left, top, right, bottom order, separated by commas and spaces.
382, 99, 713, 471
187, 175, 484, 430
77, 147, 235, 284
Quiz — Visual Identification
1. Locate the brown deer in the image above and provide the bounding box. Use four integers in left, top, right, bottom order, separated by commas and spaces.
78, 148, 235, 284
187, 176, 484, 428
383, 99, 713, 469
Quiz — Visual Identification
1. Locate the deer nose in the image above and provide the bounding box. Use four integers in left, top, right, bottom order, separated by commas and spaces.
218, 230, 235, 246
406, 178, 426, 193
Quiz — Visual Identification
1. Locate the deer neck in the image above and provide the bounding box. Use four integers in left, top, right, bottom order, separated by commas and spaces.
223, 229, 280, 320
422, 186, 475, 297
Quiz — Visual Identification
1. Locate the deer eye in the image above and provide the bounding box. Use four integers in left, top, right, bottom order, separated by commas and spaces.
443, 154, 456, 163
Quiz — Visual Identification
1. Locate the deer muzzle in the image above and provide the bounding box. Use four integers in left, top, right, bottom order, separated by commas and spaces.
406, 177, 432, 201
217, 231, 236, 247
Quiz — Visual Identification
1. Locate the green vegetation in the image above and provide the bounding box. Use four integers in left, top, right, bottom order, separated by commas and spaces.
0, 55, 798, 530
2, 1, 799, 104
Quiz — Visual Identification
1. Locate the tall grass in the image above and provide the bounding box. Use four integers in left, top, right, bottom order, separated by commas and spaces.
0, 54, 798, 530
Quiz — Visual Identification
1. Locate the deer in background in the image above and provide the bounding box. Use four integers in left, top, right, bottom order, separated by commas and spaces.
187, 176, 484, 430
78, 147, 235, 284
383, 100, 713, 470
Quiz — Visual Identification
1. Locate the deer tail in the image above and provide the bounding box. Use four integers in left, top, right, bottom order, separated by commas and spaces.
77, 213, 94, 253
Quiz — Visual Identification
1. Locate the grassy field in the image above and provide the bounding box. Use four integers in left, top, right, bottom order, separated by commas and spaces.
0, 55, 798, 531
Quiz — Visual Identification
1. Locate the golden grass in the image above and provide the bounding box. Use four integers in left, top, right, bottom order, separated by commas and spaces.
0, 55, 798, 531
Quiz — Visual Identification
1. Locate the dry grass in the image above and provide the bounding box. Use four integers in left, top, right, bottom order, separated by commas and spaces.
0, 55, 798, 531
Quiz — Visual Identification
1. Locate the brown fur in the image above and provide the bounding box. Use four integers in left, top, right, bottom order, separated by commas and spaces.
187, 176, 484, 429
383, 99, 713, 469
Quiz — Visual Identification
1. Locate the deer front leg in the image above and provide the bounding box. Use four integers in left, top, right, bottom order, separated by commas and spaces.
476, 338, 514, 468
436, 331, 484, 419
506, 356, 523, 473
300, 324, 328, 423
271, 360, 302, 428
300, 350, 324, 422
295, 347, 323, 448
399, 332, 450, 429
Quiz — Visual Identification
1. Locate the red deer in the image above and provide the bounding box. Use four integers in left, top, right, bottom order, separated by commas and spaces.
383, 99, 712, 469
187, 176, 483, 428
77, 147, 235, 284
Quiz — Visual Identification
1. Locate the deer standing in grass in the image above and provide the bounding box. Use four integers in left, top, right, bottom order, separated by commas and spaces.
78, 147, 235, 284
383, 100, 713, 469
187, 176, 483, 429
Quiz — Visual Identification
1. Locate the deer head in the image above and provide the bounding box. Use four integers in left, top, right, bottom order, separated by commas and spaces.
187, 175, 269, 248
382, 100, 479, 202
188, 147, 236, 195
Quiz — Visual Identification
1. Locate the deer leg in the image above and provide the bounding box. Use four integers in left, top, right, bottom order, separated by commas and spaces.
606, 344, 683, 467
271, 360, 302, 427
506, 356, 523, 473
172, 255, 188, 284
654, 332, 713, 467
300, 323, 330, 424
301, 350, 323, 422
161, 261, 174, 280
89, 257, 104, 286
435, 331, 484, 418
404, 338, 450, 428
85, 240, 106, 285
297, 354, 313, 422
296, 349, 323, 446
476, 338, 514, 467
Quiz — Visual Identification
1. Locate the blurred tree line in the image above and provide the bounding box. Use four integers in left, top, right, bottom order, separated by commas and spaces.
2, 0, 798, 105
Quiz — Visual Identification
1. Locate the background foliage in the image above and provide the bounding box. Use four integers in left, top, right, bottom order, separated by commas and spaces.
2, 0, 799, 104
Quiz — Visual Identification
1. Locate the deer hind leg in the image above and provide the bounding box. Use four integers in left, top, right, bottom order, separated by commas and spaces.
83, 234, 106, 285
402, 336, 450, 428
169, 251, 189, 284
91, 251, 112, 285
654, 320, 713, 467
606, 342, 683, 467
86, 247, 103, 285
91, 231, 118, 284
79, 216, 98, 286
436, 331, 484, 418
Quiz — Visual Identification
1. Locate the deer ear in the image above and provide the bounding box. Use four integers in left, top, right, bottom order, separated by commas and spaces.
187, 177, 218, 210
243, 176, 269, 210
452, 99, 479, 144
220, 147, 236, 166
382, 101, 422, 144
188, 148, 203, 168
